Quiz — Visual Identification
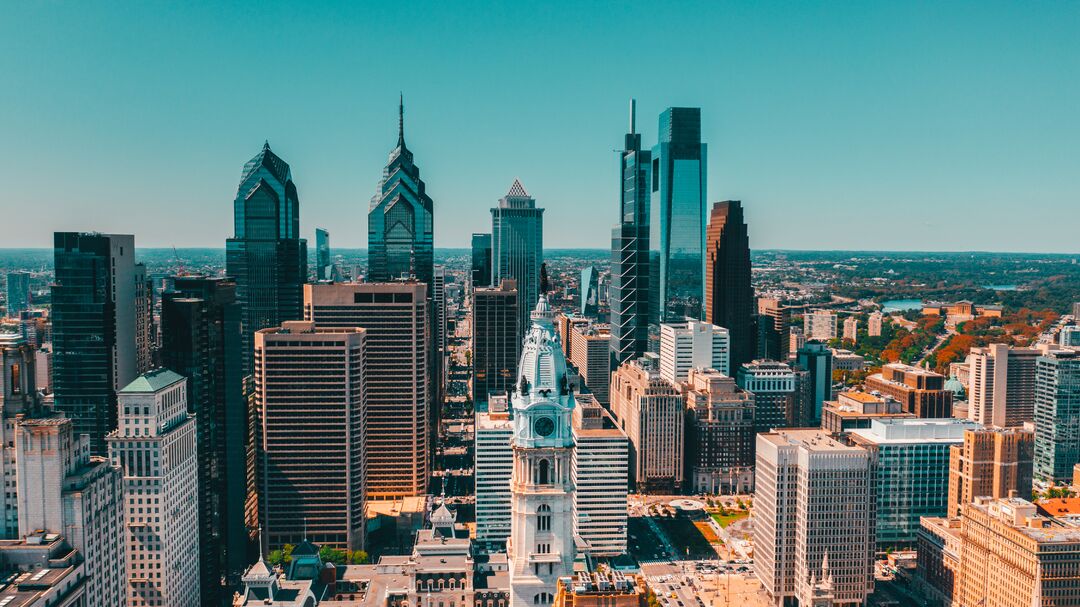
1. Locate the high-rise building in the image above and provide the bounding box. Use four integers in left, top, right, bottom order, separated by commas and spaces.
134, 262, 154, 374
315, 227, 331, 280
492, 179, 544, 334
849, 418, 979, 548
682, 369, 755, 494
868, 311, 883, 337
650, 107, 706, 325
842, 316, 858, 342
508, 297, 577, 607
570, 323, 612, 406
1060, 325, 1080, 347
225, 142, 307, 376
580, 266, 599, 318
756, 298, 789, 361
472, 280, 519, 404
609, 100, 652, 372
803, 310, 837, 341
368, 97, 434, 287
754, 429, 875, 607
611, 357, 683, 492
788, 326, 807, 359
737, 360, 801, 432
658, 320, 730, 385
571, 396, 628, 557
471, 233, 493, 288
865, 363, 953, 418
0, 332, 38, 538
556, 314, 589, 361
946, 426, 1034, 517
109, 370, 199, 607
5, 272, 30, 318
968, 344, 1043, 427
160, 275, 247, 598
1033, 349, 1080, 484
704, 200, 754, 369
304, 282, 429, 498
16, 415, 126, 607
52, 232, 137, 455
795, 341, 833, 425
474, 394, 514, 547
956, 496, 1080, 607
253, 321, 366, 550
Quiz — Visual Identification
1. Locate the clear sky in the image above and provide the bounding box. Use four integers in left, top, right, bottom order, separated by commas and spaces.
2, 2, 1077, 252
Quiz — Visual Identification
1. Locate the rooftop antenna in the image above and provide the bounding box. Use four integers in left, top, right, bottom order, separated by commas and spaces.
398, 92, 405, 147
629, 98, 636, 134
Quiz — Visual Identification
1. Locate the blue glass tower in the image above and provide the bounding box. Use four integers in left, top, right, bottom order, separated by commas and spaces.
368, 96, 434, 286
580, 265, 598, 317
315, 227, 331, 280
492, 179, 544, 334
650, 107, 706, 325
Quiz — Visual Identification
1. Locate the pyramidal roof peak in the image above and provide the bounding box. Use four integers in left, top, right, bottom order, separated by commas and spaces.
507, 178, 529, 198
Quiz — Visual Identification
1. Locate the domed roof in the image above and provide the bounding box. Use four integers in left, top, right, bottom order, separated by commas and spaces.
944, 376, 966, 395
515, 296, 570, 403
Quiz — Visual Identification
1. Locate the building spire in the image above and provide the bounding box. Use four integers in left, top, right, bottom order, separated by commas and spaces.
263, 139, 270, 151
398, 93, 405, 147
629, 98, 636, 135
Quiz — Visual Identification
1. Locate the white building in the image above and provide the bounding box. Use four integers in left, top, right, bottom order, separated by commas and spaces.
16, 415, 126, 607
508, 297, 577, 607
659, 320, 730, 384
968, 344, 1054, 427
108, 369, 199, 607
843, 316, 858, 342
475, 394, 514, 547
570, 395, 628, 557
868, 311, 884, 337
754, 429, 875, 607
803, 310, 838, 341
1060, 325, 1080, 348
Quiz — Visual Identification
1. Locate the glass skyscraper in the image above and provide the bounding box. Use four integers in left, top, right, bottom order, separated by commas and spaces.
609, 100, 652, 370
650, 107, 706, 325
705, 200, 755, 369
5, 272, 30, 318
471, 232, 492, 288
315, 227, 330, 280
367, 97, 434, 287
491, 179, 544, 333
1033, 349, 1080, 483
225, 142, 307, 376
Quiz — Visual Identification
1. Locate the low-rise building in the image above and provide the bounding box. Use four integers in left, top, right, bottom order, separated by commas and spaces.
0, 534, 87, 606
553, 570, 646, 607
830, 348, 865, 371
865, 363, 953, 418
820, 391, 914, 435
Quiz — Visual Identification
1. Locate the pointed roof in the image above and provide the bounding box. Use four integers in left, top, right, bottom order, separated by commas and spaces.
119, 369, 185, 394
506, 178, 529, 198
398, 93, 405, 148
239, 141, 291, 188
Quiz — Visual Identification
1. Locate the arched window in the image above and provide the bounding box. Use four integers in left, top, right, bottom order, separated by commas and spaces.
537, 504, 551, 532
537, 459, 550, 485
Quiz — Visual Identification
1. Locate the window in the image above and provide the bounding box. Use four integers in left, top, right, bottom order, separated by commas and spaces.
537, 504, 551, 532
537, 459, 550, 485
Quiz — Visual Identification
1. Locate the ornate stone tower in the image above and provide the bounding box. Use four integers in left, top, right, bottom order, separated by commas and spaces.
508, 296, 577, 607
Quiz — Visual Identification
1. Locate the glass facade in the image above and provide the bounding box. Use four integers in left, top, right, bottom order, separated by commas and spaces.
5, 271, 30, 318
471, 232, 492, 288
651, 107, 706, 325
315, 227, 330, 280
491, 180, 543, 334
1034, 351, 1080, 483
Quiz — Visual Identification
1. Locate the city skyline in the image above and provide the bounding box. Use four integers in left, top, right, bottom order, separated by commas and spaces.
2, 3, 1078, 252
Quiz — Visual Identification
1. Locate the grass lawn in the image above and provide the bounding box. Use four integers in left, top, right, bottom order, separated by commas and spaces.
710, 511, 749, 528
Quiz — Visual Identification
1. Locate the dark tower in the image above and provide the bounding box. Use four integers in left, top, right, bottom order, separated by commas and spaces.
705, 201, 754, 369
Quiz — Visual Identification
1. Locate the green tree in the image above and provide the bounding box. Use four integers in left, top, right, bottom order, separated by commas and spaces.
268, 544, 296, 566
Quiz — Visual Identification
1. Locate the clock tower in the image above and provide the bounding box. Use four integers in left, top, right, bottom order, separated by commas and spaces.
508, 296, 576, 607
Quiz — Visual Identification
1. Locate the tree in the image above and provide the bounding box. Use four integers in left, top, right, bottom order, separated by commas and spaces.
268, 543, 296, 566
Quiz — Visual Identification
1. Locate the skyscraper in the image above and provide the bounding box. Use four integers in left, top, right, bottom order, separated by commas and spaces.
737, 360, 801, 432
569, 322, 611, 406
795, 341, 833, 425
579, 265, 599, 318
472, 280, 519, 404
52, 232, 137, 455
704, 200, 754, 369
756, 297, 790, 360
471, 233, 493, 288
609, 99, 652, 372
946, 426, 1034, 517
682, 369, 755, 494
492, 179, 544, 333
968, 344, 1043, 427
160, 275, 246, 600
368, 97, 434, 287
1033, 349, 1080, 484
611, 357, 684, 492
0, 332, 39, 538
109, 370, 200, 607
658, 320, 730, 385
304, 282, 429, 498
4, 271, 30, 318
253, 321, 366, 550
133, 262, 154, 374
651, 107, 706, 325
225, 142, 307, 376
315, 227, 331, 280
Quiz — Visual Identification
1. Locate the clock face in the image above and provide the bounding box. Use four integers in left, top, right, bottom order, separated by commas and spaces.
534, 416, 555, 438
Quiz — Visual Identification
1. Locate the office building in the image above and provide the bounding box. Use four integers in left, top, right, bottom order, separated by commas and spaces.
474, 395, 514, 547
968, 344, 1043, 427
842, 316, 857, 342
658, 320, 730, 385
17, 415, 126, 606
579, 266, 599, 318
803, 310, 837, 341
254, 322, 366, 550
553, 571, 645, 607
849, 418, 978, 547
508, 297, 577, 607
865, 363, 953, 418
737, 360, 801, 432
682, 369, 755, 494
305, 282, 429, 498
367, 98, 434, 287
315, 227, 331, 280
916, 516, 962, 606
5, 272, 30, 318
571, 396, 628, 557
472, 280, 519, 404
160, 275, 247, 598
788, 326, 806, 359
704, 200, 754, 369
956, 496, 1080, 607
756, 298, 790, 361
754, 429, 875, 607
134, 262, 153, 374
820, 391, 914, 435
650, 107, 706, 324
831, 348, 865, 371
1034, 349, 1080, 483
492, 179, 544, 333
570, 323, 612, 406
946, 426, 1034, 517
557, 314, 590, 361
795, 341, 833, 425
471, 233, 493, 288
611, 357, 683, 492
0, 332, 38, 538
108, 370, 199, 607
52, 232, 137, 455
1061, 325, 1080, 347
868, 311, 883, 337
609, 100, 652, 371
225, 142, 307, 376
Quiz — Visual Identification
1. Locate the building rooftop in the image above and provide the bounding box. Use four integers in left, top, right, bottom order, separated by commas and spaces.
119, 368, 185, 393
849, 418, 979, 445
759, 429, 860, 453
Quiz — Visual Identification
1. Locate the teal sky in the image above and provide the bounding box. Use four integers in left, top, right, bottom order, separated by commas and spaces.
2, 2, 1077, 252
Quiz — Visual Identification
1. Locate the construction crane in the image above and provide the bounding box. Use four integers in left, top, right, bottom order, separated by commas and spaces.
172, 246, 186, 276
